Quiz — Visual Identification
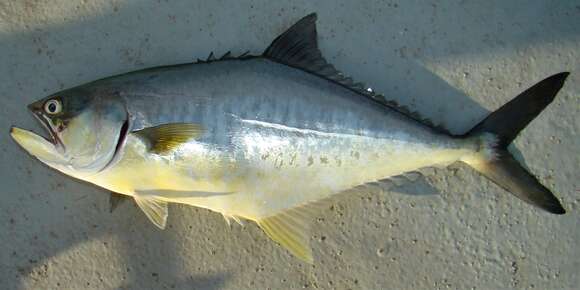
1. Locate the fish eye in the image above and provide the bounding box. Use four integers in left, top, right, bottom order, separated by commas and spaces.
44, 99, 62, 114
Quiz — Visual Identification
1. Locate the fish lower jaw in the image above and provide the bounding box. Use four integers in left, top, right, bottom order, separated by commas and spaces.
10, 126, 66, 162
11, 126, 53, 145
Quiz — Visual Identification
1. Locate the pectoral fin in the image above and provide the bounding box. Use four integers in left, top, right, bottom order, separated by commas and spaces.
133, 123, 204, 154
134, 192, 168, 229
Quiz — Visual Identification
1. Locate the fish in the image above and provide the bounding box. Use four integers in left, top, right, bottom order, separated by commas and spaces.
10, 13, 568, 263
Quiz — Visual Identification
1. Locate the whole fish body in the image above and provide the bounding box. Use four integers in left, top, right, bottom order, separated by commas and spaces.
10, 14, 568, 262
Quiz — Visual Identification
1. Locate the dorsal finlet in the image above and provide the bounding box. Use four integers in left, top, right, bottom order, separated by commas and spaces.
194, 50, 253, 64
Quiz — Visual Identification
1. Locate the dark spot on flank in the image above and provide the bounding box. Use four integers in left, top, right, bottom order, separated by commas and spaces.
275, 157, 284, 169
289, 153, 297, 165
307, 156, 314, 166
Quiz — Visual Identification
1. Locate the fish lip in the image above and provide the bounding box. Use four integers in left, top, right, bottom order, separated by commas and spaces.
27, 106, 64, 151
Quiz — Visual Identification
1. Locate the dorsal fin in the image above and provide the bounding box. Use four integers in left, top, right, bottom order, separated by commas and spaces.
263, 13, 450, 134
263, 13, 326, 73
195, 50, 252, 64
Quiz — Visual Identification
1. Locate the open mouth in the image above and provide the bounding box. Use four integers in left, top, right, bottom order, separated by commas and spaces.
28, 106, 64, 151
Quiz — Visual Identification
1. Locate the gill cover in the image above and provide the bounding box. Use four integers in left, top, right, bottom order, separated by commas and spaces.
57, 99, 127, 172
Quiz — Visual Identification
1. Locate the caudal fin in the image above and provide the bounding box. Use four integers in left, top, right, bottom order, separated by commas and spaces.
463, 72, 569, 214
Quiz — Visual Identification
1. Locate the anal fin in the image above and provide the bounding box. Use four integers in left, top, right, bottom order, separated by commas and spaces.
257, 202, 326, 263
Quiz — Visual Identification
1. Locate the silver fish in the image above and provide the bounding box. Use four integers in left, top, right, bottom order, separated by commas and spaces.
10, 14, 568, 262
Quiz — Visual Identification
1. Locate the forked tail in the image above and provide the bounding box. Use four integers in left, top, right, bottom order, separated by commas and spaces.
462, 72, 569, 214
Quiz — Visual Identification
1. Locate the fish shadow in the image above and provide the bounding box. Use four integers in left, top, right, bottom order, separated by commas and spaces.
0, 1, 576, 289
116, 273, 231, 290
387, 175, 441, 197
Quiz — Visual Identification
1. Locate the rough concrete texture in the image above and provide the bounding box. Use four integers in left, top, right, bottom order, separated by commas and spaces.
0, 1, 578, 289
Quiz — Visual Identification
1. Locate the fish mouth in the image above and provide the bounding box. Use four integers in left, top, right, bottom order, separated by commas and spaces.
27, 104, 65, 152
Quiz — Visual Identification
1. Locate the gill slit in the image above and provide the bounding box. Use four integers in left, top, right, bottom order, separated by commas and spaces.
98, 116, 130, 173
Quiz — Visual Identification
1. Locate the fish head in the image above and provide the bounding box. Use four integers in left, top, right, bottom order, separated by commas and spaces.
10, 86, 129, 174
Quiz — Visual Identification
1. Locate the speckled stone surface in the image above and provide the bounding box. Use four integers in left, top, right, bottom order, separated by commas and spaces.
0, 1, 578, 289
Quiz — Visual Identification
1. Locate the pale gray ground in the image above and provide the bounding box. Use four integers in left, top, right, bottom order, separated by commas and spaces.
0, 1, 578, 289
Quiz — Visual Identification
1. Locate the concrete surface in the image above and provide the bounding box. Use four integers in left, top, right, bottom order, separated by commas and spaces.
0, 1, 578, 289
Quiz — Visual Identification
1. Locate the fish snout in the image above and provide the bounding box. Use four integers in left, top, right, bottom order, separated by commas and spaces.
27, 101, 44, 116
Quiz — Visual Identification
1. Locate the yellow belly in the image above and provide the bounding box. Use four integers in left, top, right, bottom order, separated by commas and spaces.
82, 135, 241, 213
78, 133, 477, 220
